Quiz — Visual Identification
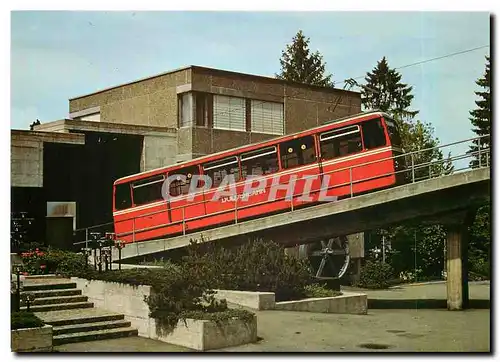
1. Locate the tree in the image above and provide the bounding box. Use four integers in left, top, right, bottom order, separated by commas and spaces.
469, 56, 491, 168
361, 57, 418, 122
277, 30, 334, 87
361, 57, 450, 281
467, 56, 491, 280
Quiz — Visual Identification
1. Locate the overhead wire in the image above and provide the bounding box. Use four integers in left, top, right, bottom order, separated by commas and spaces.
203, 44, 490, 120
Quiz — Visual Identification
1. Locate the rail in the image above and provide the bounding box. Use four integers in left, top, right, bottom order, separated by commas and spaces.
73, 134, 490, 246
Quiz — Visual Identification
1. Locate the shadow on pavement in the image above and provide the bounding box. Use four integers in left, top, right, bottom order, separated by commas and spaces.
368, 299, 490, 309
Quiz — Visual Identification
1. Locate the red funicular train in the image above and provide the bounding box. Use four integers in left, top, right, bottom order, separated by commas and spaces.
113, 111, 405, 243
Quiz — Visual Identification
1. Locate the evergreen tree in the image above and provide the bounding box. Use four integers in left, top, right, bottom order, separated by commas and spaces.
361, 57, 418, 122
467, 56, 491, 280
361, 57, 452, 280
277, 30, 334, 87
469, 56, 491, 168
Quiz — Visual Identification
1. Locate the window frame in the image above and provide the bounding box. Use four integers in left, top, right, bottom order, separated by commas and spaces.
240, 146, 279, 179
131, 174, 166, 207
212, 95, 246, 132
319, 124, 364, 160
167, 165, 201, 198
279, 135, 317, 170
202, 156, 241, 188
360, 118, 387, 151
114, 182, 133, 211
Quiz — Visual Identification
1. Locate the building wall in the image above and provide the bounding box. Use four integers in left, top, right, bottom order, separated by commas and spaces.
141, 133, 178, 171
11, 131, 85, 188
11, 136, 44, 188
69, 68, 192, 128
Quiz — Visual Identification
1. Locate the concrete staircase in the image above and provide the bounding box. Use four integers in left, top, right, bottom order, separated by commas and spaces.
21, 279, 138, 345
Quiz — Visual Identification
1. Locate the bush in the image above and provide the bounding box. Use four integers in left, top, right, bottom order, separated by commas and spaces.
355, 261, 395, 289
303, 283, 342, 298
184, 239, 314, 302
469, 257, 490, 281
11, 311, 43, 330
21, 248, 89, 276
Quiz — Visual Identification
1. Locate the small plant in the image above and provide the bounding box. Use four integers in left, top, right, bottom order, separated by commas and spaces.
354, 261, 395, 289
11, 311, 43, 330
303, 283, 342, 298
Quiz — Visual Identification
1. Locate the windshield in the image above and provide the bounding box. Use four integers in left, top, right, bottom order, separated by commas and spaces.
384, 118, 402, 147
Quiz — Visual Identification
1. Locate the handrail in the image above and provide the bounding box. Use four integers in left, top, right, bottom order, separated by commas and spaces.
74, 134, 490, 245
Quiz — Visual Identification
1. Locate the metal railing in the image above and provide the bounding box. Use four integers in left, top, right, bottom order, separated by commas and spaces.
74, 134, 490, 247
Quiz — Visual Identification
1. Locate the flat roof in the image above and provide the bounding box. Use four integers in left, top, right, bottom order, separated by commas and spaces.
34, 119, 177, 136
69, 65, 360, 101
11, 129, 86, 145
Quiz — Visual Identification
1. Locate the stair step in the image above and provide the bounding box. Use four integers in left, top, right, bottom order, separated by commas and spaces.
35, 309, 126, 326
21, 301, 93, 312
21, 295, 88, 306
23, 282, 76, 291
53, 320, 131, 336
53, 327, 138, 345
21, 289, 82, 298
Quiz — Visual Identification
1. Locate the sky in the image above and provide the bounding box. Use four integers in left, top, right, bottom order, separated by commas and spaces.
10, 11, 490, 150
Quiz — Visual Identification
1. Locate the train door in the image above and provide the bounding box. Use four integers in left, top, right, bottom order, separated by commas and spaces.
237, 146, 280, 219
319, 125, 364, 198
202, 156, 241, 227
166, 165, 205, 234
129, 174, 169, 241
278, 135, 322, 209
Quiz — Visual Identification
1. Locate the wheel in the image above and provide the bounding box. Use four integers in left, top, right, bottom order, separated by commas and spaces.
298, 236, 350, 279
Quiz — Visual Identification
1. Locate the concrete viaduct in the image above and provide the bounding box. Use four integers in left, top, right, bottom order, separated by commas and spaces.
112, 167, 490, 311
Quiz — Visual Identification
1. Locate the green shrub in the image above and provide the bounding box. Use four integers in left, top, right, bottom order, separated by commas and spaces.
21, 248, 89, 276
303, 283, 342, 298
355, 261, 395, 289
11, 311, 43, 330
469, 257, 490, 281
184, 239, 314, 302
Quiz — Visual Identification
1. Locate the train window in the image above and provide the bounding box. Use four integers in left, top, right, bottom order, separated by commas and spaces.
320, 125, 362, 159
240, 146, 279, 178
279, 135, 316, 169
115, 183, 132, 210
385, 118, 402, 147
362, 118, 386, 150
203, 156, 240, 188
169, 166, 200, 197
132, 174, 165, 206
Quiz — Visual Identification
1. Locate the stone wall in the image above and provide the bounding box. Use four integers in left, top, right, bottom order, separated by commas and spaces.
11, 325, 53, 352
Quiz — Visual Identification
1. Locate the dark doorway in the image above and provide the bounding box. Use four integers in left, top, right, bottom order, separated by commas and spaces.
46, 217, 74, 251
43, 132, 143, 239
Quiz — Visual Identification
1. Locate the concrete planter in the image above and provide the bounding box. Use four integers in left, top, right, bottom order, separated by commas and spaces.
215, 289, 367, 315
71, 277, 257, 350
151, 315, 257, 351
11, 324, 53, 352
215, 290, 275, 310
274, 292, 367, 314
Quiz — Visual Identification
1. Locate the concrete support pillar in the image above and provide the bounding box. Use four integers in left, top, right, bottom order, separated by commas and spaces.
446, 224, 469, 310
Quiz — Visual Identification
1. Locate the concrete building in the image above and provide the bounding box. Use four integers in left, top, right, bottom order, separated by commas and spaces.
11, 65, 361, 248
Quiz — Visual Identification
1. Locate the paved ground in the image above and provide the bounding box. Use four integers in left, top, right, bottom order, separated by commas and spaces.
53, 282, 491, 352
344, 281, 490, 301
55, 337, 192, 352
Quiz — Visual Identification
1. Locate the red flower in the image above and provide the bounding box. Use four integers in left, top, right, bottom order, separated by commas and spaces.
22, 272, 29, 276
40, 265, 46, 269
